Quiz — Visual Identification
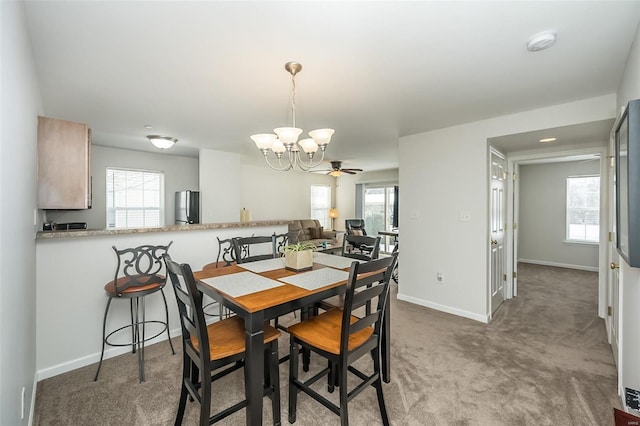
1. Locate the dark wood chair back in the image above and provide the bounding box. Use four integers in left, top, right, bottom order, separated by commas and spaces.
164, 255, 209, 366
342, 234, 380, 260
340, 253, 397, 358
233, 235, 277, 264
112, 242, 173, 294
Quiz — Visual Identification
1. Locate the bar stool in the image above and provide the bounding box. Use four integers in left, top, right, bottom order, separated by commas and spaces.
94, 242, 175, 383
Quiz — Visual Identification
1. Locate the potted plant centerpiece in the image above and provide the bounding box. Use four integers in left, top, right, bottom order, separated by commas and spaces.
281, 242, 317, 271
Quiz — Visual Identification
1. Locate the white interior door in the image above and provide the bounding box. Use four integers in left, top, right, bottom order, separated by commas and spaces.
512, 162, 519, 297
608, 148, 620, 366
490, 149, 506, 315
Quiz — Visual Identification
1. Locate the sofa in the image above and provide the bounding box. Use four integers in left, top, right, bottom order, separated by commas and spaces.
288, 219, 337, 246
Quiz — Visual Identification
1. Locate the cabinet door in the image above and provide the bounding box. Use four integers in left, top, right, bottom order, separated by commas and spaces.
38, 116, 92, 209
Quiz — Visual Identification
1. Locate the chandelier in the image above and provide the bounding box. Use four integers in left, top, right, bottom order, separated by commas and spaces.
251, 62, 334, 171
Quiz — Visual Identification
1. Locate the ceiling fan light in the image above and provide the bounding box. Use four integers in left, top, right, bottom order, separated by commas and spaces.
147, 135, 177, 149
251, 133, 277, 150
329, 170, 342, 177
298, 138, 319, 153
274, 127, 303, 146
309, 128, 335, 146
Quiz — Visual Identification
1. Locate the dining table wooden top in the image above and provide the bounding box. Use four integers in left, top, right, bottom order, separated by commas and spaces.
193, 260, 352, 314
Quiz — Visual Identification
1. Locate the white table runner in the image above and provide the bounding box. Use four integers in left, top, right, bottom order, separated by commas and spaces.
237, 257, 285, 273
279, 267, 349, 291
201, 271, 284, 298
313, 252, 363, 270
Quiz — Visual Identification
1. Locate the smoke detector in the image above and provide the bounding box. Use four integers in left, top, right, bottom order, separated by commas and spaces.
527, 31, 557, 52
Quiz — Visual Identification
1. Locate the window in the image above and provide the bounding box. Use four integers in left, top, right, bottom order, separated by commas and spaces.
106, 168, 164, 229
566, 175, 600, 243
310, 185, 331, 229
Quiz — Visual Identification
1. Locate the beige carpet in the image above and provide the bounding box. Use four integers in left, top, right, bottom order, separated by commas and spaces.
33, 263, 619, 425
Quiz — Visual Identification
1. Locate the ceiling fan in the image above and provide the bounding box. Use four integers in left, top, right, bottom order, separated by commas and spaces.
315, 161, 363, 177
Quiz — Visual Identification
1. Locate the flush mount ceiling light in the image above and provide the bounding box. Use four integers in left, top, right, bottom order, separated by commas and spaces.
250, 61, 335, 172
539, 137, 557, 143
147, 135, 177, 149
527, 31, 557, 52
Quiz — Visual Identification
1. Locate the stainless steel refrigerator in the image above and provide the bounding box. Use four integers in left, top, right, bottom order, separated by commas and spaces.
175, 190, 200, 224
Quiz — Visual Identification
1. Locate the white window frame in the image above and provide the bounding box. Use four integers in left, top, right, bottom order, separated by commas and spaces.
106, 167, 165, 229
565, 174, 600, 244
310, 185, 331, 229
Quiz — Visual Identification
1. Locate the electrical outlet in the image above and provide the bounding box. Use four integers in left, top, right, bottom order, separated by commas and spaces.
437, 272, 444, 282
459, 211, 471, 222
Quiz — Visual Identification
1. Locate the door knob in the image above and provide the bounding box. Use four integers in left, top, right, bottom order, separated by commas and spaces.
610, 262, 620, 270
491, 240, 498, 245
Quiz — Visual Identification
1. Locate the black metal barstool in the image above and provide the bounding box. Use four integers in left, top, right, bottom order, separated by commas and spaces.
94, 242, 175, 382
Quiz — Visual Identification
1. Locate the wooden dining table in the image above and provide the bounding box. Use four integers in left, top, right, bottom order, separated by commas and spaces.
193, 252, 391, 426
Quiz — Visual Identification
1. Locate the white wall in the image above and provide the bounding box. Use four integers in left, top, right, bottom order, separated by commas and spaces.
615, 21, 640, 409
519, 160, 600, 271
46, 145, 199, 228
239, 163, 336, 221
398, 94, 617, 323
199, 148, 336, 223
199, 149, 241, 222
0, 2, 41, 424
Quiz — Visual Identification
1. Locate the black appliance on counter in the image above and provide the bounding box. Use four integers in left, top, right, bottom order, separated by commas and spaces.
43, 222, 88, 231
175, 190, 200, 224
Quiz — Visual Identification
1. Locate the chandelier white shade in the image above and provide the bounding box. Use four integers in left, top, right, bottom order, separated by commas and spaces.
251, 62, 334, 171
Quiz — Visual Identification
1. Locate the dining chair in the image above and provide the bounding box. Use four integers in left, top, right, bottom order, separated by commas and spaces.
342, 234, 381, 260
233, 235, 277, 264
94, 242, 175, 383
201, 237, 238, 319
287, 253, 398, 426
164, 255, 281, 426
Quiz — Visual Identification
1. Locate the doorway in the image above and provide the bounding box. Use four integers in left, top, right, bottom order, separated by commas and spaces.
505, 147, 608, 316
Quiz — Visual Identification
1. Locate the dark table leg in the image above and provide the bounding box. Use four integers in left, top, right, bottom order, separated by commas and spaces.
245, 312, 265, 426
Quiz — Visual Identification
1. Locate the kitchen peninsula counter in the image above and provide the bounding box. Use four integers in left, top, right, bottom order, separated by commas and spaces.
36, 220, 291, 239
36, 220, 289, 380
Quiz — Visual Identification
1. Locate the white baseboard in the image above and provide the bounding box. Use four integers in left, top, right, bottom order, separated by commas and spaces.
36, 326, 182, 381
396, 293, 489, 323
518, 258, 598, 272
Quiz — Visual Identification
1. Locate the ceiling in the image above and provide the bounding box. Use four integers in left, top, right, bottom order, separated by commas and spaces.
23, 1, 640, 172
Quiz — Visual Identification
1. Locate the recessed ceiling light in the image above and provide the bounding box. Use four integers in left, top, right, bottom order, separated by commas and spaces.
527, 31, 557, 52
539, 137, 557, 143
144, 124, 153, 129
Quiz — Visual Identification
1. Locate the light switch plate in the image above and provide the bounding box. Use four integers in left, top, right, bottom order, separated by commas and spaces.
460, 211, 471, 222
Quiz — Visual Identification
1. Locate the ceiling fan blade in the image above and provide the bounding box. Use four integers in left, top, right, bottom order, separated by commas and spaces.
342, 170, 357, 175
342, 168, 363, 172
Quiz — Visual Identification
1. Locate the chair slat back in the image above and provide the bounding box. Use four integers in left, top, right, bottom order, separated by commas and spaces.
233, 235, 277, 264
112, 242, 173, 293
164, 255, 209, 361
340, 253, 398, 355
341, 235, 381, 260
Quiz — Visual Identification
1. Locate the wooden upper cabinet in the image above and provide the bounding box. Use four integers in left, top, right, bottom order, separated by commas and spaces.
37, 116, 92, 209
